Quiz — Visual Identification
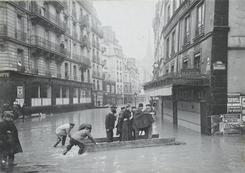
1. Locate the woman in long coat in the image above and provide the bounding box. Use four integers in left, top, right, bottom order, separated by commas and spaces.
0, 111, 22, 168
121, 105, 132, 141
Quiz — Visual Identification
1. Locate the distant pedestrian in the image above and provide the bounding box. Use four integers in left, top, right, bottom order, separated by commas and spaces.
63, 124, 96, 155
105, 105, 117, 142
53, 123, 75, 147
0, 111, 22, 168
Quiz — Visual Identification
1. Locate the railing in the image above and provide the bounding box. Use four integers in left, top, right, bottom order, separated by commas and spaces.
182, 34, 190, 48
180, 68, 200, 76
31, 68, 38, 75
30, 35, 67, 57
9, 1, 28, 10
57, 73, 61, 78
17, 65, 25, 73
30, 2, 66, 31
45, 71, 52, 77
0, 24, 29, 43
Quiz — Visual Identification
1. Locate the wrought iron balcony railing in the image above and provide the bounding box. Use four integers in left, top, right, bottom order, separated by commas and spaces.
30, 35, 67, 57
31, 68, 39, 75
0, 24, 28, 43
30, 2, 66, 32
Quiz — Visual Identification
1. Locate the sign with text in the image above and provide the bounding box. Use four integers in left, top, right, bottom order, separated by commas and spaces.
17, 86, 24, 99
227, 93, 241, 113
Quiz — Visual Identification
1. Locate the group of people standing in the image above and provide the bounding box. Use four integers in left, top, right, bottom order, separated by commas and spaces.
105, 103, 156, 142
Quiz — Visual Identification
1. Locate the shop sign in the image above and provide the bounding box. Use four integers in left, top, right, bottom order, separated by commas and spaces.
17, 86, 24, 99
219, 114, 241, 133
227, 93, 241, 113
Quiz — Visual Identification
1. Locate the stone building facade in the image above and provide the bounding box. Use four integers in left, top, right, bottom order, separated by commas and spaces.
0, 0, 103, 113
145, 0, 229, 134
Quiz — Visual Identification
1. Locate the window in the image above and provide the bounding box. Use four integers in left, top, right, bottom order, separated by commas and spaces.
171, 30, 176, 55
194, 53, 201, 69
17, 49, 24, 66
16, 14, 24, 31
93, 80, 95, 90
167, 5, 170, 21
166, 37, 170, 59
183, 59, 188, 69
184, 15, 190, 43
97, 80, 100, 90
107, 85, 110, 93
166, 68, 169, 74
171, 65, 174, 73
65, 63, 69, 79
173, 0, 176, 11
73, 65, 77, 80
197, 3, 205, 35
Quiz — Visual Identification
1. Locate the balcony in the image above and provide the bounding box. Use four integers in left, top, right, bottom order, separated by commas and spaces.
72, 53, 80, 61
81, 55, 91, 67
9, 1, 28, 10
57, 73, 61, 78
91, 25, 103, 38
45, 71, 52, 77
80, 36, 91, 48
80, 15, 89, 28
17, 65, 25, 73
0, 24, 28, 44
182, 34, 190, 49
193, 25, 204, 42
31, 68, 38, 75
30, 35, 67, 58
30, 2, 66, 33
48, 1, 66, 10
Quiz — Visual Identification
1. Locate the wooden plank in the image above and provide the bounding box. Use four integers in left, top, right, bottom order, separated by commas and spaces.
93, 134, 159, 143
84, 138, 180, 152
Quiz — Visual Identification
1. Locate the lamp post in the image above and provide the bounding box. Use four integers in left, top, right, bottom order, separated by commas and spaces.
134, 92, 137, 107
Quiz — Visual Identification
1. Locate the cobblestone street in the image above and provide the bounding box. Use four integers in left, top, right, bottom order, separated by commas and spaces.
3, 108, 244, 173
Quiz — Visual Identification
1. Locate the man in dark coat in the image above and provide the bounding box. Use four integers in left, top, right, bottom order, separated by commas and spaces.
0, 111, 22, 168
105, 105, 117, 142
130, 106, 136, 140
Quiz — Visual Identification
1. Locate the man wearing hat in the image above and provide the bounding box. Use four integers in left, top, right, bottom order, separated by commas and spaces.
0, 111, 22, 168
105, 105, 117, 142
53, 123, 75, 147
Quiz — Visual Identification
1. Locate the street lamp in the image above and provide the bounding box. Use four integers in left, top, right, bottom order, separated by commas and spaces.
134, 92, 137, 107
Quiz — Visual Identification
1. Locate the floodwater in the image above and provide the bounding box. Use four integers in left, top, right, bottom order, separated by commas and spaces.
4, 108, 245, 173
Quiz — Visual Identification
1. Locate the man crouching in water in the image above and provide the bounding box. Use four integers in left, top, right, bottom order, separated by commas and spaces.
63, 124, 96, 155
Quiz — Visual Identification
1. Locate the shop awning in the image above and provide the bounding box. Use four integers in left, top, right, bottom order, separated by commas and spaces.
145, 85, 172, 97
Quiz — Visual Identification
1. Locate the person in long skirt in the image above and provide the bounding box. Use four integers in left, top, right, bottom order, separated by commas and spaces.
121, 105, 131, 141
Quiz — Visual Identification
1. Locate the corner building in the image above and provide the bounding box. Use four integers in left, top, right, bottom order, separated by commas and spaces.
145, 0, 229, 134
0, 0, 103, 113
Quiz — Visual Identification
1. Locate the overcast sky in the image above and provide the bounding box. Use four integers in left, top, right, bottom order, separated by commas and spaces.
93, 0, 155, 63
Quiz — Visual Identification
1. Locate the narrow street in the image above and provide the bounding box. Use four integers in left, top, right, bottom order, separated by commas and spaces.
7, 108, 245, 173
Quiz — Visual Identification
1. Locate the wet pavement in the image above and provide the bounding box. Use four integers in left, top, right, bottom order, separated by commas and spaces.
4, 108, 245, 173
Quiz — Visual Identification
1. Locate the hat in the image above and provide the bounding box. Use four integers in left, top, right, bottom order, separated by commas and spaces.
69, 123, 75, 126
121, 106, 125, 110
138, 103, 143, 107
146, 104, 151, 106
3, 111, 14, 117
131, 106, 136, 109
126, 104, 131, 108
110, 105, 117, 109
79, 123, 92, 130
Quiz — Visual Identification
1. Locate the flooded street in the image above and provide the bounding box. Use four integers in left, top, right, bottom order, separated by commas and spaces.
7, 108, 245, 173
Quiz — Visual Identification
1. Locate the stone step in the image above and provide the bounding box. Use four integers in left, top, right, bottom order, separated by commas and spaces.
85, 138, 184, 152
